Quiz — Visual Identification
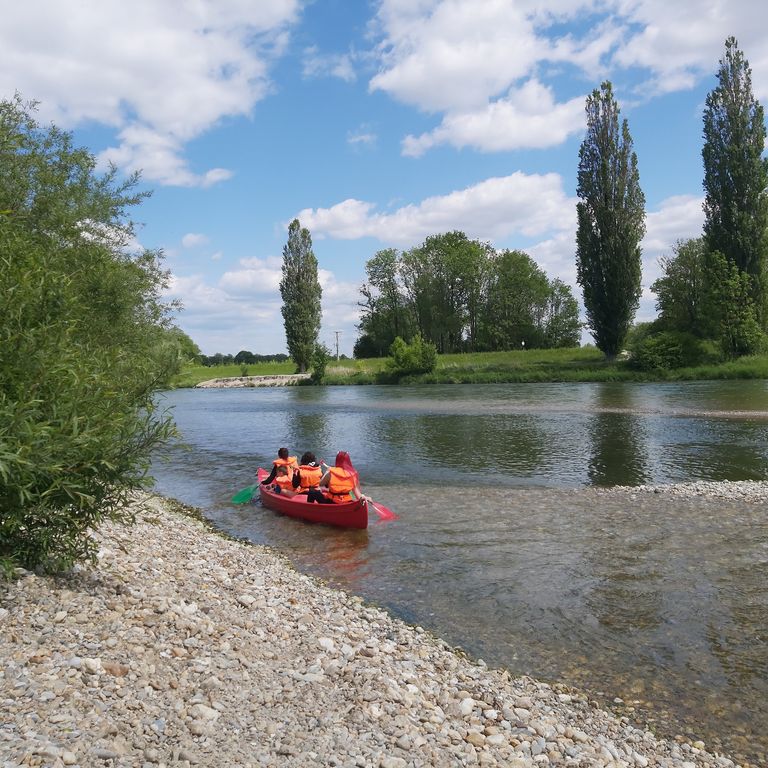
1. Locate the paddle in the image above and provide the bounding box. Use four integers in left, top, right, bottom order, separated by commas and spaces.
365, 497, 399, 521
231, 485, 257, 504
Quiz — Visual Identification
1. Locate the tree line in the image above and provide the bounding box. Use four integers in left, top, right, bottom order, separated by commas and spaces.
353, 234, 581, 358
576, 37, 767, 367
282, 37, 766, 372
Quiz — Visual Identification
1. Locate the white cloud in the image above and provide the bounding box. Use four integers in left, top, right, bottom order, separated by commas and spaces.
347, 126, 378, 147
369, 0, 768, 154
403, 80, 585, 156
165, 259, 364, 356
182, 233, 210, 248
0, 0, 302, 187
219, 256, 284, 297
302, 46, 357, 82
297, 172, 576, 245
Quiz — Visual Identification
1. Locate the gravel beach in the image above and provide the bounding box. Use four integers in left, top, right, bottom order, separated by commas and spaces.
1, 487, 757, 768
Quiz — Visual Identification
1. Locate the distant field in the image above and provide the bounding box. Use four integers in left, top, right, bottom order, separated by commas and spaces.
169, 347, 768, 388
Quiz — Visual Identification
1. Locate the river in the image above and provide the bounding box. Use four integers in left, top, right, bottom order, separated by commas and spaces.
151, 381, 768, 765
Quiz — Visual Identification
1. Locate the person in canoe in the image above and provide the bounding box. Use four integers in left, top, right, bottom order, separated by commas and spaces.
291, 451, 327, 495
260, 447, 298, 487
270, 464, 297, 495
307, 451, 365, 504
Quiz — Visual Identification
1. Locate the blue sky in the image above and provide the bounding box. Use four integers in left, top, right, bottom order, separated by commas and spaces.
3, 0, 767, 356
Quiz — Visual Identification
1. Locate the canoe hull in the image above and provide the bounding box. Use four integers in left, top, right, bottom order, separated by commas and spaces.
257, 468, 368, 529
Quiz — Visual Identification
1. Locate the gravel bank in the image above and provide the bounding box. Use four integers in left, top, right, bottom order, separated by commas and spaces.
194, 375, 309, 388
594, 479, 768, 504
0, 493, 747, 768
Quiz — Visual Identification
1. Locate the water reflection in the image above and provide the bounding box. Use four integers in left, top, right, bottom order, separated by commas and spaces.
152, 383, 768, 766
377, 412, 553, 483
587, 384, 650, 486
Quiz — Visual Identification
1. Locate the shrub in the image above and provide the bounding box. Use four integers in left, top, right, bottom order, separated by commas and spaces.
310, 343, 331, 383
386, 335, 438, 377
0, 95, 176, 573
631, 331, 721, 371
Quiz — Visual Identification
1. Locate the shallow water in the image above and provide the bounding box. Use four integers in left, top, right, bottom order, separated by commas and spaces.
151, 382, 768, 764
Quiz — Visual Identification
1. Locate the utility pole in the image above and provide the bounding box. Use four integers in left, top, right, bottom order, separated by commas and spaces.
333, 330, 342, 360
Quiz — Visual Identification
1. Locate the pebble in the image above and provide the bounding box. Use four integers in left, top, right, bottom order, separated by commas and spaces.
0, 490, 753, 768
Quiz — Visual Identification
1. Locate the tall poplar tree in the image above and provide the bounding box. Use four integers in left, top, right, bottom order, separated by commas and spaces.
575, 81, 645, 358
702, 36, 768, 320
279, 219, 322, 372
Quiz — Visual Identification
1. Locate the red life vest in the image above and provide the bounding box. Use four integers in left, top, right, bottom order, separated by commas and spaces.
327, 467, 356, 502
297, 464, 323, 492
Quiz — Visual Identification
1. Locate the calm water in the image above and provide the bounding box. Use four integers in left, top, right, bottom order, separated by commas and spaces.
151, 382, 768, 765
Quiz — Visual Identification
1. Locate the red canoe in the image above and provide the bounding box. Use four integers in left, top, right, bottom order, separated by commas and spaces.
257, 468, 369, 529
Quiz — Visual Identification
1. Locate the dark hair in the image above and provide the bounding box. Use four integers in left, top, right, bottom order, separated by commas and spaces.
300, 451, 316, 465
278, 447, 289, 459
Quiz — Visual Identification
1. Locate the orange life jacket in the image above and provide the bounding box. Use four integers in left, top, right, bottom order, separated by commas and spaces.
297, 464, 323, 492
273, 456, 298, 479
273, 473, 294, 491
327, 466, 356, 502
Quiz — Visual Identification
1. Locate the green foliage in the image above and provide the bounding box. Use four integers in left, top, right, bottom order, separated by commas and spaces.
386, 335, 438, 377
0, 95, 177, 573
310, 343, 331, 383
170, 360, 297, 388
576, 81, 646, 358
630, 331, 721, 371
704, 250, 765, 358
356, 233, 578, 357
279, 219, 322, 373
702, 37, 768, 318
357, 248, 414, 357
166, 327, 201, 364
400, 232, 491, 353
652, 238, 710, 336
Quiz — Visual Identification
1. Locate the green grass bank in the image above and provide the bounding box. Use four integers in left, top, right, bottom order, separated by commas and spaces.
170, 346, 768, 388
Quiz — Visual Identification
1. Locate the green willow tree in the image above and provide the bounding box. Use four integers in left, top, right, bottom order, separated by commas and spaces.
576, 81, 646, 359
1, 95, 178, 574
702, 36, 768, 322
279, 218, 322, 373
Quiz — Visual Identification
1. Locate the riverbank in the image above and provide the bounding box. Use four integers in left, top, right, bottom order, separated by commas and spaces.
171, 348, 768, 388
0, 494, 746, 767
194, 374, 310, 388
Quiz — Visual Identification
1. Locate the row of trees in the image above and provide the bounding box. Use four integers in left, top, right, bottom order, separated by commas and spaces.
197, 351, 290, 367
354, 233, 581, 358
578, 37, 767, 363
274, 38, 765, 371
647, 38, 767, 363
1, 95, 184, 573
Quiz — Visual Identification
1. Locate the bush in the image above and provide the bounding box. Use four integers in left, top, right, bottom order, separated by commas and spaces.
0, 95, 177, 573
310, 343, 331, 383
631, 331, 721, 371
386, 335, 438, 377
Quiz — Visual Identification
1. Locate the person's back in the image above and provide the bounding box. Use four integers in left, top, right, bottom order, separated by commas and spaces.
325, 465, 356, 501
260, 447, 298, 486
294, 451, 324, 493
271, 465, 295, 494
308, 450, 363, 504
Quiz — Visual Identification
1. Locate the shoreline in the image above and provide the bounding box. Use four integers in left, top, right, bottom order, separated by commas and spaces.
0, 492, 747, 767
194, 374, 310, 388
